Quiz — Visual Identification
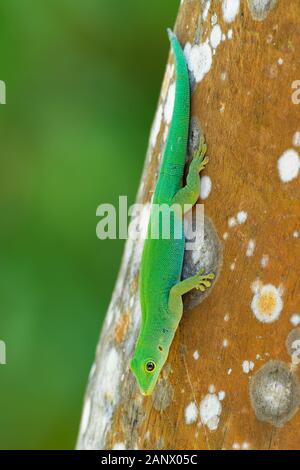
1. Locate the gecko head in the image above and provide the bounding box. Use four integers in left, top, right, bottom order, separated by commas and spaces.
130, 346, 165, 396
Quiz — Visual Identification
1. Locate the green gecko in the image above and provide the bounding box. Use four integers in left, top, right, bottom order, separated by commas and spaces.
130, 29, 215, 396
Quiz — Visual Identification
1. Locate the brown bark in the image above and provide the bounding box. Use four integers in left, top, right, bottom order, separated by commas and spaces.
77, 0, 300, 450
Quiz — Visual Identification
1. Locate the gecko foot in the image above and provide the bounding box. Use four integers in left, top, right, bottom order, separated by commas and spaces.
193, 135, 207, 161
195, 269, 215, 292
198, 156, 209, 172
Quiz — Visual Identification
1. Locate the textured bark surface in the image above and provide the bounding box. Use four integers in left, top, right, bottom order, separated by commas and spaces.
77, 0, 300, 450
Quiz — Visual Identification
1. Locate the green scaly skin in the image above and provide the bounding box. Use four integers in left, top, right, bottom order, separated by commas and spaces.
130, 30, 214, 395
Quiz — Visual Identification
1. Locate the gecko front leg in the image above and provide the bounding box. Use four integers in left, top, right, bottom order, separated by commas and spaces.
168, 269, 215, 320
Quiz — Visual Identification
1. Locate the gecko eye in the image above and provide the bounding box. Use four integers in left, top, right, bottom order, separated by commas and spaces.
145, 361, 156, 373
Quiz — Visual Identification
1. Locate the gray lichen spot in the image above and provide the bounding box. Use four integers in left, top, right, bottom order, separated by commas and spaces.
152, 379, 174, 411
162, 362, 172, 379
247, 0, 278, 21
118, 372, 145, 450
188, 117, 203, 156
182, 216, 223, 310
249, 361, 300, 427
286, 328, 300, 359
157, 438, 164, 450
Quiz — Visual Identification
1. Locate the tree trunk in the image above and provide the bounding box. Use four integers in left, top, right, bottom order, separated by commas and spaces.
77, 0, 300, 450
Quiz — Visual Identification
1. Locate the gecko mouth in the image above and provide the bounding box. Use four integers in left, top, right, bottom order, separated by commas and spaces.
139, 383, 156, 397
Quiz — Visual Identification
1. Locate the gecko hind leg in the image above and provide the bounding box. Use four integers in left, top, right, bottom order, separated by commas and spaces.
171, 135, 209, 213
192, 136, 209, 173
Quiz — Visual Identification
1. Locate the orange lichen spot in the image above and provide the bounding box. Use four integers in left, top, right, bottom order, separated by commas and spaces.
251, 284, 283, 323
130, 275, 139, 293
257, 291, 277, 314
114, 312, 130, 344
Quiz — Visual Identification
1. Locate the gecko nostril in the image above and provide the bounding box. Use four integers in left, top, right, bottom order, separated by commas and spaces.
158, 345, 163, 352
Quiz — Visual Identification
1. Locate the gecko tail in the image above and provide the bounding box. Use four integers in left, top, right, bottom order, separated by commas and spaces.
167, 28, 176, 41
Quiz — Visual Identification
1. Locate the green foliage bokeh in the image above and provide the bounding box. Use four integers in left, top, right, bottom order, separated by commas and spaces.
0, 0, 177, 449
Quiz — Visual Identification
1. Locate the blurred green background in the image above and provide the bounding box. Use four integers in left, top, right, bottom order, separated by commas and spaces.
0, 0, 178, 449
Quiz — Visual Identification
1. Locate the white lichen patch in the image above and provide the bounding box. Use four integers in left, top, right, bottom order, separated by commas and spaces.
222, 0, 240, 23
210, 25, 222, 50
80, 397, 91, 436
277, 149, 300, 183
228, 216, 237, 228
103, 348, 121, 397
246, 239, 256, 257
290, 314, 300, 327
209, 384, 216, 394
150, 104, 163, 148
202, 0, 211, 21
200, 393, 222, 431
293, 131, 300, 147
261, 254, 269, 268
227, 29, 233, 40
161, 63, 173, 101
218, 391, 226, 401
200, 175, 212, 199
185, 401, 198, 424
113, 442, 126, 450
221, 72, 227, 81
251, 278, 263, 294
223, 232, 229, 240
230, 262, 236, 271
237, 211, 248, 224
164, 82, 176, 125
251, 284, 283, 323
184, 42, 212, 83
228, 211, 248, 228
242, 360, 255, 374
242, 442, 250, 450
223, 339, 229, 348
211, 13, 218, 26
228, 368, 232, 375
79, 345, 122, 449
293, 231, 299, 239
224, 313, 230, 321
193, 350, 200, 360
89, 362, 96, 380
